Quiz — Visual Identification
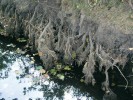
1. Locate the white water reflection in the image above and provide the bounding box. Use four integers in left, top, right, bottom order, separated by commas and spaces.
0, 59, 43, 100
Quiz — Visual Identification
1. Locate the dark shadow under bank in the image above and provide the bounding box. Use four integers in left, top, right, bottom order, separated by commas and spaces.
74, 62, 133, 100
0, 34, 133, 100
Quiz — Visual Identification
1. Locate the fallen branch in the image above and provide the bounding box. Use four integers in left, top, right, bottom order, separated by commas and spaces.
117, 85, 133, 88
114, 65, 128, 89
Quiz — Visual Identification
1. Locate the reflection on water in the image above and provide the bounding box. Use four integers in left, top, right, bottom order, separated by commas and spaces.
0, 41, 99, 100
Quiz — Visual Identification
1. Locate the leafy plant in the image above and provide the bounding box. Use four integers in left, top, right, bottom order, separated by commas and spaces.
64, 66, 71, 71
50, 68, 57, 75
36, 66, 43, 70
57, 74, 65, 81
17, 38, 27, 42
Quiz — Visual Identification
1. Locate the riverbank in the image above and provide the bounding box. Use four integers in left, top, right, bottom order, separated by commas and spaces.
0, 0, 133, 99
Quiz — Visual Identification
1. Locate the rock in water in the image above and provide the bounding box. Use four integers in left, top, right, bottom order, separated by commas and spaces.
103, 90, 117, 100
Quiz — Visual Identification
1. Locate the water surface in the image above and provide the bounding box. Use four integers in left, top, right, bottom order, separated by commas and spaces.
0, 40, 101, 100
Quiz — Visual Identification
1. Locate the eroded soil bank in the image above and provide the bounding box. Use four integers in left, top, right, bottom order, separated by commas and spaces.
0, 0, 133, 99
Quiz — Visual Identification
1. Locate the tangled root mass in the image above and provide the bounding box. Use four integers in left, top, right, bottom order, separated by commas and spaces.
0, 0, 133, 92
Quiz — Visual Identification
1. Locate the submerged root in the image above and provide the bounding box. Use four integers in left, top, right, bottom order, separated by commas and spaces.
114, 65, 128, 89
83, 42, 128, 91
83, 55, 96, 85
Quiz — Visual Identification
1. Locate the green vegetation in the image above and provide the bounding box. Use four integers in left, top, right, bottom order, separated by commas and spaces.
17, 38, 27, 43
49, 63, 73, 81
